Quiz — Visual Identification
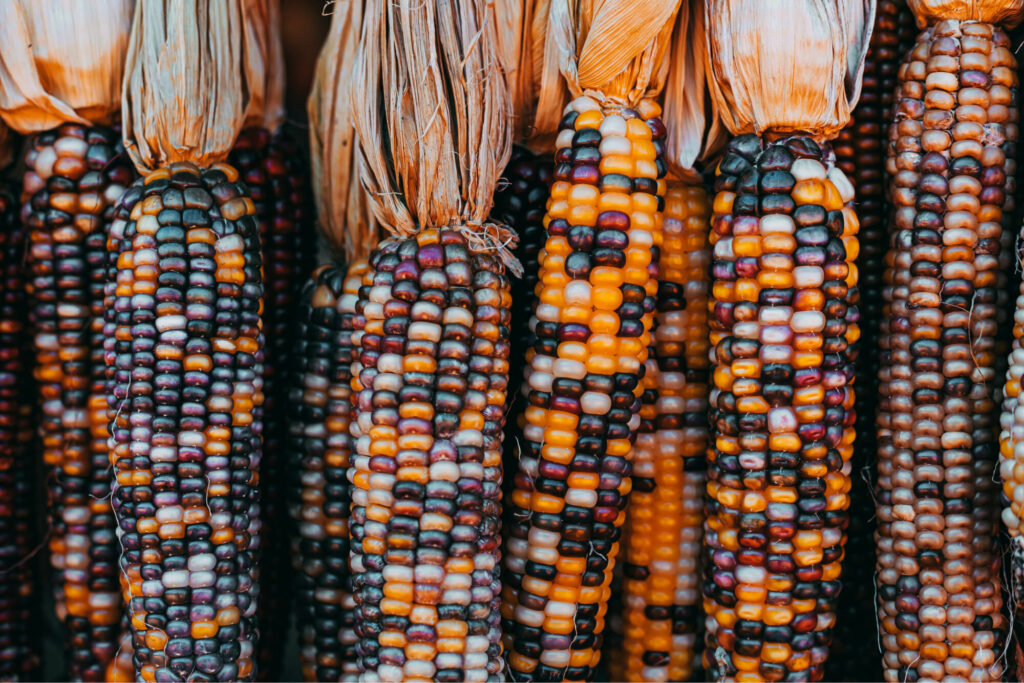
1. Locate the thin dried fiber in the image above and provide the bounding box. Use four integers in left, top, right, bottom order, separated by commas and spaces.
531, 0, 682, 143
0, 0, 134, 132
121, 0, 265, 173
243, 0, 286, 131
308, 0, 376, 262
704, 0, 875, 139
909, 0, 1023, 24
352, 0, 512, 254
663, 0, 726, 178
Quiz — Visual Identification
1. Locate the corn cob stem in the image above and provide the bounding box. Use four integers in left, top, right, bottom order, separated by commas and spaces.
501, 95, 666, 681
230, 125, 316, 681
348, 227, 510, 681
288, 260, 366, 681
878, 19, 1013, 681
705, 134, 859, 682
108, 161, 264, 682
0, 178, 40, 680
21, 123, 133, 681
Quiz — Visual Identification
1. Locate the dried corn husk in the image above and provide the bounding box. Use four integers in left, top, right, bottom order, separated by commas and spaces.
663, 0, 727, 179
530, 0, 682, 145
705, 0, 875, 139
0, 0, 134, 132
121, 0, 266, 173
495, 0, 537, 142
352, 0, 515, 269
308, 0, 376, 262
242, 0, 286, 131
908, 0, 1023, 24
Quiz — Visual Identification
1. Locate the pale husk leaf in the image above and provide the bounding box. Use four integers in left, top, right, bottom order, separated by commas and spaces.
241, 0, 286, 131
530, 0, 682, 142
495, 0, 538, 142
121, 0, 263, 173
352, 0, 512, 247
663, 0, 727, 179
0, 0, 134, 133
908, 0, 1023, 25
308, 0, 376, 262
704, 0, 875, 140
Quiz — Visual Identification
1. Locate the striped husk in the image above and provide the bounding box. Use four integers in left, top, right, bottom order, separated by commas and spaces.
705, 134, 859, 681
0, 178, 40, 680
501, 96, 666, 681
21, 123, 133, 680
107, 161, 264, 681
348, 228, 511, 681
287, 260, 366, 681
878, 19, 1014, 681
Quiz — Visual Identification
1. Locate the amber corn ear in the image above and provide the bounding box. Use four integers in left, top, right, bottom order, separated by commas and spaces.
230, 125, 316, 680
348, 228, 511, 681
0, 179, 40, 679
21, 123, 133, 680
107, 161, 264, 682
878, 19, 1014, 682
501, 95, 666, 681
616, 180, 710, 682
705, 133, 859, 682
287, 259, 367, 681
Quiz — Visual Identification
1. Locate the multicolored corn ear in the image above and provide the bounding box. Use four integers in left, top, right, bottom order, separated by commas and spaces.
827, 2, 907, 680
107, 161, 264, 682
616, 180, 709, 683
501, 95, 666, 682
705, 134, 859, 681
348, 228, 511, 681
879, 18, 1014, 682
287, 259, 367, 681
230, 124, 316, 680
0, 177, 40, 680
21, 123, 134, 681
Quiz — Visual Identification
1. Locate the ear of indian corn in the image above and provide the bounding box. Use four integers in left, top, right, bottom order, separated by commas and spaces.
347, 228, 511, 681
230, 124, 316, 680
617, 180, 710, 682
287, 259, 366, 681
107, 161, 264, 682
21, 123, 134, 681
501, 95, 666, 681
878, 18, 1014, 681
705, 133, 859, 682
0, 177, 41, 680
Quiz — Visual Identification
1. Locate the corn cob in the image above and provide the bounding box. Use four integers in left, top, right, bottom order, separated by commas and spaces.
0, 178, 40, 680
827, 4, 904, 680
287, 260, 366, 681
501, 95, 666, 681
20, 123, 133, 680
705, 133, 859, 681
230, 124, 315, 680
614, 180, 710, 683
107, 161, 264, 682
878, 19, 1014, 681
347, 227, 510, 681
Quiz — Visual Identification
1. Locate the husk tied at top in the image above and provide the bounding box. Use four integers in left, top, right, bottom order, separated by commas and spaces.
308, 0, 376, 263
704, 0, 876, 141
0, 0, 134, 132
351, 0, 515, 270
121, 0, 272, 174
908, 0, 1024, 25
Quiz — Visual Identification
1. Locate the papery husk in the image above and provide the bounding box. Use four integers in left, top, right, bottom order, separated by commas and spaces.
242, 0, 286, 131
0, 0, 134, 133
352, 0, 515, 270
495, 0, 537, 143
663, 0, 727, 180
704, 0, 876, 140
530, 0, 682, 146
121, 0, 264, 173
908, 0, 1023, 25
308, 0, 376, 263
